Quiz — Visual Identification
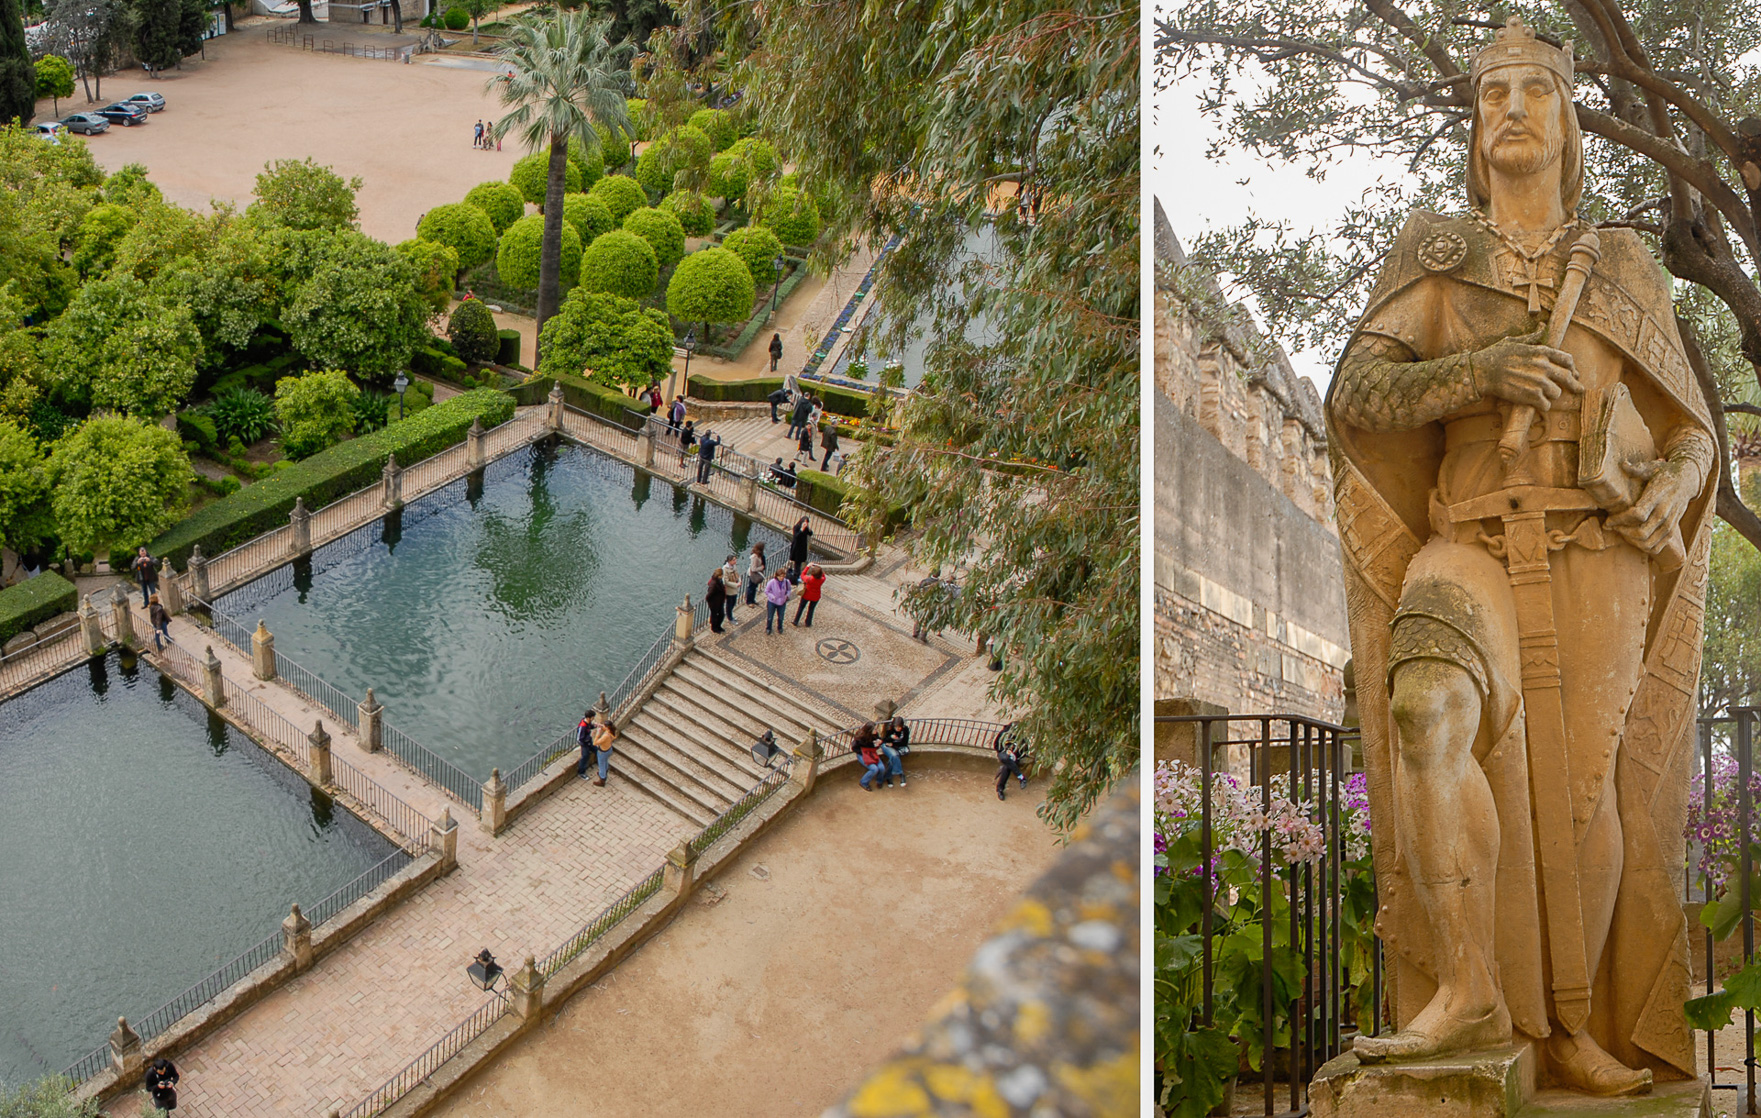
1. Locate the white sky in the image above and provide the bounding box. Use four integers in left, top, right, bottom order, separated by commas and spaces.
1151, 50, 1417, 388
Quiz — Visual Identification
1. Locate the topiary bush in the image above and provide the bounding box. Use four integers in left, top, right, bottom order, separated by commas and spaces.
495, 213, 583, 291
666, 247, 755, 326
587, 174, 646, 223
275, 369, 359, 460
721, 226, 785, 288
621, 207, 686, 271
416, 203, 497, 271
566, 135, 606, 190
562, 193, 615, 244
688, 108, 736, 152
463, 181, 526, 234
578, 229, 659, 299
510, 151, 582, 207
442, 6, 468, 29
635, 125, 712, 195
625, 98, 652, 141
596, 121, 633, 170
659, 189, 714, 237
394, 238, 462, 314
728, 136, 778, 182
706, 152, 750, 204
448, 297, 501, 363
210, 387, 278, 445
759, 184, 822, 248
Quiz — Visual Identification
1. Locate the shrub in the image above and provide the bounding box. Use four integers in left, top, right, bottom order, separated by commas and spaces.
587, 174, 646, 223
566, 135, 606, 190
147, 389, 515, 568
0, 571, 78, 643
416, 203, 497, 271
495, 213, 583, 291
686, 374, 872, 418
72, 202, 136, 276
621, 206, 685, 270
274, 369, 359, 460
759, 184, 822, 247
448, 297, 501, 363
706, 152, 750, 204
666, 247, 755, 325
443, 6, 468, 29
596, 121, 633, 170
511, 372, 649, 427
658, 189, 714, 237
797, 468, 909, 532
721, 226, 784, 287
249, 157, 362, 233
176, 411, 219, 455
394, 238, 461, 314
496, 328, 521, 366
635, 125, 712, 195
688, 108, 736, 152
577, 229, 659, 299
537, 290, 672, 390
353, 389, 392, 434
411, 346, 468, 381
284, 232, 431, 388
510, 151, 582, 207
728, 136, 778, 182
625, 98, 652, 140
51, 415, 195, 557
463, 181, 526, 234
561, 193, 614, 243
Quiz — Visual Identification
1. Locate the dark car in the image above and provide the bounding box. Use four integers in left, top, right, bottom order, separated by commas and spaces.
121, 91, 166, 113
94, 102, 149, 126
59, 112, 110, 135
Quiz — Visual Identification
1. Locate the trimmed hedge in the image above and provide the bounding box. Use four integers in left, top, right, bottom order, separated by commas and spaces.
0, 571, 78, 644
412, 346, 468, 381
685, 375, 872, 419
146, 389, 515, 569
795, 469, 908, 533
511, 372, 651, 429
496, 329, 521, 366
210, 351, 301, 397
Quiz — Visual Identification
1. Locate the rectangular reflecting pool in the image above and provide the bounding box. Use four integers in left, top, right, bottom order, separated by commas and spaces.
214, 440, 796, 782
0, 652, 396, 1085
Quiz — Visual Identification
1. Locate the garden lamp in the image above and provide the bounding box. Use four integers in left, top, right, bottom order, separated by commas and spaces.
466, 948, 502, 991
394, 372, 409, 420
769, 255, 785, 321
682, 328, 698, 385
751, 729, 785, 768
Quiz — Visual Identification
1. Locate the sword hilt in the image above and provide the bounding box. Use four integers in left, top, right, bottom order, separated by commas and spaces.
1499, 230, 1603, 467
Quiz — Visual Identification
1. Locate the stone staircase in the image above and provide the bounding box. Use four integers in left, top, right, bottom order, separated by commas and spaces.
699, 414, 808, 470
612, 647, 844, 826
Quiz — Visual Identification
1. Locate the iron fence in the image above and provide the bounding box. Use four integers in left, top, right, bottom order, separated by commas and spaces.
329, 754, 437, 854
1154, 714, 1369, 1118
381, 723, 483, 812
341, 993, 510, 1118
687, 763, 793, 857
537, 866, 667, 979
503, 731, 575, 794
0, 621, 90, 699
1693, 708, 1761, 1112
61, 1043, 109, 1085
305, 848, 415, 927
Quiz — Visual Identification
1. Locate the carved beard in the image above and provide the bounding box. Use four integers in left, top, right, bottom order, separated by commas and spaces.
1483, 121, 1563, 176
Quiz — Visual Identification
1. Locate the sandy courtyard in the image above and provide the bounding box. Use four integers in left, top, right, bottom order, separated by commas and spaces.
36, 21, 523, 244
430, 764, 1063, 1118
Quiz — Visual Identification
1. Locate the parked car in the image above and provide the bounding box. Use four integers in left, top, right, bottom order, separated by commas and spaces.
31, 122, 66, 143
59, 113, 110, 135
93, 102, 149, 126
121, 92, 166, 113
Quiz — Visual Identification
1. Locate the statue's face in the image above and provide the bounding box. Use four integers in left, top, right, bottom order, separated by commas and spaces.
1477, 63, 1564, 177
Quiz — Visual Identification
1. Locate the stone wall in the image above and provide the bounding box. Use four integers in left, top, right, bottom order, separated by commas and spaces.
1153, 200, 1349, 721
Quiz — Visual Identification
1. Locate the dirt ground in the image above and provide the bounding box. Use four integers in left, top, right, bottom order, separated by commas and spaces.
429, 764, 1063, 1118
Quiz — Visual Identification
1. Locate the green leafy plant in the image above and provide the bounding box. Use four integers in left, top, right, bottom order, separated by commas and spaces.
587, 174, 646, 223
463, 180, 526, 234
394, 238, 462, 314
210, 387, 278, 445
0, 1074, 104, 1117
658, 189, 714, 237
50, 414, 195, 557
34, 54, 74, 115
561, 193, 614, 244
448, 297, 501, 363
442, 6, 468, 30
274, 369, 359, 459
536, 288, 672, 390
566, 134, 606, 190
727, 136, 778, 182
510, 151, 582, 206
496, 212, 582, 291
577, 228, 657, 299
757, 183, 821, 248
416, 203, 498, 271
624, 97, 652, 141
635, 125, 712, 195
665, 246, 754, 326
284, 232, 431, 387
248, 157, 362, 233
687, 108, 736, 152
706, 151, 750, 204
621, 206, 685, 270
721, 226, 783, 287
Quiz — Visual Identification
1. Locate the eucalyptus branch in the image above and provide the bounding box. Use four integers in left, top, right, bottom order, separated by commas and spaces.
1680, 313, 1761, 551
1577, 104, 1757, 252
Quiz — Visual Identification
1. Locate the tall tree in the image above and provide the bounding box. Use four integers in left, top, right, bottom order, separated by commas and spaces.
46, 0, 129, 104
724, 0, 1139, 830
131, 0, 182, 75
0, 0, 33, 126
1161, 0, 1761, 553
491, 12, 632, 346
586, 0, 673, 54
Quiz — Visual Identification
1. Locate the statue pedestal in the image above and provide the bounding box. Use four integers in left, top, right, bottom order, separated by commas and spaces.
1311, 1046, 1711, 1118
1311, 1044, 1536, 1118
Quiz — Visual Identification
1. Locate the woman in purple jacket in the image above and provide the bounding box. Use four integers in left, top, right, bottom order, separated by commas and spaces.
764, 569, 791, 635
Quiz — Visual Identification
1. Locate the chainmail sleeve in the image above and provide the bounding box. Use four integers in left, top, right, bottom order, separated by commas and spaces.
1662, 425, 1717, 494
1332, 331, 1483, 433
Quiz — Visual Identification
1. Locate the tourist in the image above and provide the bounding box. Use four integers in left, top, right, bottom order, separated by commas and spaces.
819, 419, 840, 471
697, 429, 721, 484
768, 332, 784, 373
788, 517, 813, 582
590, 718, 617, 785
994, 722, 1027, 801
807, 397, 824, 434
745, 543, 767, 606
766, 381, 790, 422
880, 716, 910, 787
769, 458, 798, 489
148, 593, 171, 652
788, 392, 813, 442
853, 723, 887, 791
677, 419, 697, 467
669, 395, 687, 434
720, 554, 741, 623
705, 567, 727, 633
146, 1056, 180, 1111
132, 547, 159, 608
795, 419, 815, 463
764, 568, 791, 634
575, 709, 598, 779
792, 562, 824, 628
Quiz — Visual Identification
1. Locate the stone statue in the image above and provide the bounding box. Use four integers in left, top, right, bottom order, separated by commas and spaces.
1326, 16, 1718, 1098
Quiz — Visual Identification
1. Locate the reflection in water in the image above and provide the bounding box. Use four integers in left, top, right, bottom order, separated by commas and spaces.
293, 555, 313, 603
631, 471, 651, 512
381, 507, 404, 553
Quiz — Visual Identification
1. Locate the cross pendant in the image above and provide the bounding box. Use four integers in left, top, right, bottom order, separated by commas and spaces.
1516, 257, 1554, 314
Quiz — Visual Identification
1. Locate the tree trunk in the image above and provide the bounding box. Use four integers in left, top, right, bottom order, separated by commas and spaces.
535, 133, 570, 359
388, 0, 401, 33
470, 12, 477, 45
297, 0, 316, 24
223, 2, 234, 32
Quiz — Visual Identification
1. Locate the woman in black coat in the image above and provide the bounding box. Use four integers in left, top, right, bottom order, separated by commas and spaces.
705, 569, 727, 633
788, 517, 813, 581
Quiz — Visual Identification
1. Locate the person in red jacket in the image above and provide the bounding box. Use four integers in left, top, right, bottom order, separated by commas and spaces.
792, 562, 825, 627
853, 722, 887, 791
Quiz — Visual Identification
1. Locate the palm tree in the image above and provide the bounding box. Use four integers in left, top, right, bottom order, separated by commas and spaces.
491, 13, 633, 345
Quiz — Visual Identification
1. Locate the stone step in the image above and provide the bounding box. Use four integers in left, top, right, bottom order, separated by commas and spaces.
676, 653, 838, 733
619, 715, 752, 805
646, 684, 795, 776
600, 739, 721, 826
661, 670, 819, 743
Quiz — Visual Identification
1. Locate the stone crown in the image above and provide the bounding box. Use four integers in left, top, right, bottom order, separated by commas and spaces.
1471, 16, 1575, 87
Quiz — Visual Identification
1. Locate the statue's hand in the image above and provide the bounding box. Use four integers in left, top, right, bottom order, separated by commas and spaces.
1607, 458, 1694, 555
1471, 329, 1584, 412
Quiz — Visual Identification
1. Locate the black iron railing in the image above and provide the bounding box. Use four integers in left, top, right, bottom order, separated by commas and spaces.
1692, 707, 1761, 1112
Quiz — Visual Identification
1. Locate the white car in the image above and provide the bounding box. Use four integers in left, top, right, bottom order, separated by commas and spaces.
121, 91, 167, 113
31, 122, 66, 143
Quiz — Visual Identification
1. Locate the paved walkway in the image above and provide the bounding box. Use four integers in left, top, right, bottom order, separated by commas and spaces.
99, 538, 1005, 1116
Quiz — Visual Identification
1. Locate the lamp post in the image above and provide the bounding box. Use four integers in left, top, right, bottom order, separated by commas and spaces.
466, 948, 503, 992
682, 327, 698, 384
769, 255, 785, 322
394, 371, 409, 421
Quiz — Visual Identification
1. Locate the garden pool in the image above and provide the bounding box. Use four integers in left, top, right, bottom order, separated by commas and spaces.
828, 226, 1001, 390
0, 652, 395, 1086
213, 440, 796, 783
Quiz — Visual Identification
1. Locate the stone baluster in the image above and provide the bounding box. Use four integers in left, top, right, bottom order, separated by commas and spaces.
547, 382, 566, 431
186, 545, 210, 603
203, 646, 226, 708
80, 593, 106, 655
466, 416, 486, 470
789, 727, 820, 795
673, 597, 694, 650
109, 583, 136, 648
641, 419, 657, 468
158, 562, 183, 615
382, 455, 404, 511
289, 497, 312, 558
594, 690, 610, 721
432, 807, 459, 872
308, 721, 332, 786
663, 840, 698, 897
482, 768, 507, 835
108, 1016, 142, 1080
282, 903, 313, 970
509, 955, 545, 1023
741, 472, 758, 512
357, 688, 383, 752
252, 620, 276, 681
